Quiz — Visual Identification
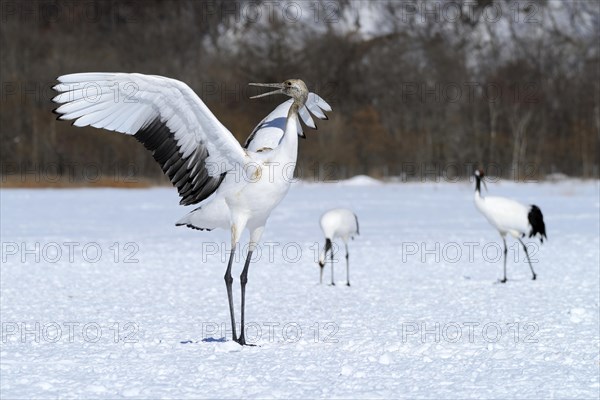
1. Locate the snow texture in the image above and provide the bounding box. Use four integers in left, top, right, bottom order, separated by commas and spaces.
1, 179, 599, 399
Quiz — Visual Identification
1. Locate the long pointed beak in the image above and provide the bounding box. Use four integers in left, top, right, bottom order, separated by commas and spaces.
249, 83, 284, 99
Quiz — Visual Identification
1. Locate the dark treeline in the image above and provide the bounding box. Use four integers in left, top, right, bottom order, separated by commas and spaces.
1, 0, 598, 185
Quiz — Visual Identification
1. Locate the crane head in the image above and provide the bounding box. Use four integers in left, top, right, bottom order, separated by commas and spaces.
249, 79, 308, 104
474, 169, 488, 191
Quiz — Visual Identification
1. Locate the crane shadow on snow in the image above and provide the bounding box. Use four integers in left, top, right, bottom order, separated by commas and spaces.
492, 277, 538, 285
181, 337, 258, 346
179, 337, 227, 344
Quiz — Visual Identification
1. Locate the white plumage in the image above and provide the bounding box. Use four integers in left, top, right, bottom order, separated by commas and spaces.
318, 208, 359, 286
244, 92, 330, 152
53, 73, 331, 345
473, 169, 547, 283
54, 73, 244, 177
475, 196, 530, 239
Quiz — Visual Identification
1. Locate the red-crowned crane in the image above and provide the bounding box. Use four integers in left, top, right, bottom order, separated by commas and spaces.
318, 208, 359, 286
473, 169, 547, 283
52, 73, 331, 345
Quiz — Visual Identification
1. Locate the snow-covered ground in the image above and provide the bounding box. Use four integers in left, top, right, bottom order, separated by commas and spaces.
1, 179, 599, 399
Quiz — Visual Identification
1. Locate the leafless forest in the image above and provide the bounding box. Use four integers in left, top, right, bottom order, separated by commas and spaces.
1, 0, 598, 186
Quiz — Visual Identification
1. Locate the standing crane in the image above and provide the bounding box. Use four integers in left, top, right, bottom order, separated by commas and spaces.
473, 169, 547, 283
318, 208, 359, 286
52, 73, 331, 345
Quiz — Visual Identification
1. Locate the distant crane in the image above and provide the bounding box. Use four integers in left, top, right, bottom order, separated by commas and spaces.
53, 73, 331, 345
473, 169, 547, 283
318, 208, 359, 286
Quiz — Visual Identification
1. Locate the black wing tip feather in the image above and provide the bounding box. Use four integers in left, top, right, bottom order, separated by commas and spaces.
175, 222, 212, 232
52, 108, 68, 121
134, 118, 226, 206
354, 213, 360, 235
51, 108, 64, 121
528, 205, 547, 243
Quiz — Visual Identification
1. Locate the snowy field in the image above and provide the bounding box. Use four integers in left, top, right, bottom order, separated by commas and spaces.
1, 179, 599, 399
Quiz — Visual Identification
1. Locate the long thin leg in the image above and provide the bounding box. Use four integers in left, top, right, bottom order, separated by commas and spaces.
500, 236, 508, 283
330, 247, 335, 286
345, 243, 350, 286
238, 249, 253, 345
237, 226, 263, 346
224, 248, 237, 341
320, 239, 331, 285
518, 238, 537, 280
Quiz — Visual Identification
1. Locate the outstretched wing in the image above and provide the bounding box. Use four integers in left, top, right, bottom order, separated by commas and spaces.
52, 73, 248, 206
244, 93, 331, 152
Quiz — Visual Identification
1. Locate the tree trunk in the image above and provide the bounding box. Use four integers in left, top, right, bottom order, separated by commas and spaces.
510, 108, 533, 180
